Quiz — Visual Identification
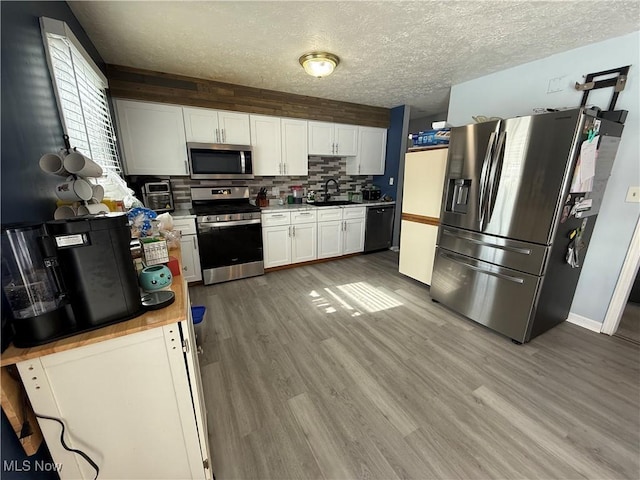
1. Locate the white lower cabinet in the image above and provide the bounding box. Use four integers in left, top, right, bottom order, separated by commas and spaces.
343, 217, 366, 254
290, 211, 317, 264
17, 289, 211, 479
263, 206, 366, 267
317, 206, 366, 259
174, 218, 202, 283
263, 224, 292, 268
262, 210, 318, 268
317, 220, 343, 259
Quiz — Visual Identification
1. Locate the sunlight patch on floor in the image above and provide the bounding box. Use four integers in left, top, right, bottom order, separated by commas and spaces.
337, 282, 403, 313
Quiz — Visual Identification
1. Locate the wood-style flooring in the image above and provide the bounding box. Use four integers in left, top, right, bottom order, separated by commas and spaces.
190, 251, 640, 480
616, 301, 640, 345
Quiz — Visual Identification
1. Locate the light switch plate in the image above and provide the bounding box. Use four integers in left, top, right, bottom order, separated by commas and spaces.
626, 186, 640, 203
389, 177, 394, 186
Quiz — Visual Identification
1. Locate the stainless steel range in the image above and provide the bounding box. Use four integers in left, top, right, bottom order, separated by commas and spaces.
191, 186, 263, 285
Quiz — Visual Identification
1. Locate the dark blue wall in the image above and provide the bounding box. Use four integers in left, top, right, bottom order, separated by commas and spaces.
373, 105, 406, 200
1, 2, 104, 477
1, 1, 104, 224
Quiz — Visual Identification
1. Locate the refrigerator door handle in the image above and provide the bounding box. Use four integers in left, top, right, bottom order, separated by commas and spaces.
441, 251, 525, 284
441, 229, 532, 255
486, 131, 507, 226
478, 132, 497, 230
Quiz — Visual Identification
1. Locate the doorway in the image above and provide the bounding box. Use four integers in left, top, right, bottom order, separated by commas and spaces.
601, 216, 640, 338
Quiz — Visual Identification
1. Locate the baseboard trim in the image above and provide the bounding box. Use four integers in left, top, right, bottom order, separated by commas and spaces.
566, 313, 602, 333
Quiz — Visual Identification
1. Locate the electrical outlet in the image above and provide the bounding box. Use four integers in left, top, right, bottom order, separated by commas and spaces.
271, 186, 279, 196
389, 177, 394, 186
625, 186, 640, 203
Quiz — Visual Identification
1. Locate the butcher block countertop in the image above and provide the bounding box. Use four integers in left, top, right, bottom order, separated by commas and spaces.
1, 249, 187, 368
1, 249, 189, 456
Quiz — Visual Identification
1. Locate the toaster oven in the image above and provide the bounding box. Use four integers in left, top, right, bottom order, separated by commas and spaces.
142, 181, 174, 213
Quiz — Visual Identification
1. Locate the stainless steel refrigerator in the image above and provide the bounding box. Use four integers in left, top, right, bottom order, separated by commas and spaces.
430, 108, 624, 343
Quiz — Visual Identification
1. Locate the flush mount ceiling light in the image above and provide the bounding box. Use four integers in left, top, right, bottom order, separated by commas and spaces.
299, 52, 340, 78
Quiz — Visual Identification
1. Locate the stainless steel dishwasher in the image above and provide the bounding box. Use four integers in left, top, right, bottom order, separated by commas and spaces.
364, 205, 395, 252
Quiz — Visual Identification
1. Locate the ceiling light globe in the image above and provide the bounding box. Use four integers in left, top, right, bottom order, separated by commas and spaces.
299, 52, 339, 78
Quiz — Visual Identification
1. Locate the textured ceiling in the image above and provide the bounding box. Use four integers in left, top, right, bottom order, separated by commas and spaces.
68, 1, 639, 119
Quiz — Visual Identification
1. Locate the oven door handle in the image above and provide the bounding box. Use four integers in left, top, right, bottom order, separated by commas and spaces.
198, 219, 261, 231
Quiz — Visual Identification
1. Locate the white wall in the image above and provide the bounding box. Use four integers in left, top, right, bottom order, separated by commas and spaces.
447, 31, 640, 324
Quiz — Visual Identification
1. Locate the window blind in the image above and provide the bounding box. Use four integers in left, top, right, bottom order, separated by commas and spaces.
43, 29, 121, 176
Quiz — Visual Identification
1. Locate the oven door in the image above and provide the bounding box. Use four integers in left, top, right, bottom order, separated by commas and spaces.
197, 219, 263, 284
188, 142, 253, 180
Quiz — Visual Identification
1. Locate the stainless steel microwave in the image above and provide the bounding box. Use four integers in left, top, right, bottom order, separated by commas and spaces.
187, 142, 253, 180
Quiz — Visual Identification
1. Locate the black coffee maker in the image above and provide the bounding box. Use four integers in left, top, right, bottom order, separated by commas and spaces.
1, 214, 143, 347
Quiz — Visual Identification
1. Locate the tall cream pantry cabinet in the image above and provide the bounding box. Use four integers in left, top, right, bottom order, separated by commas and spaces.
399, 147, 448, 285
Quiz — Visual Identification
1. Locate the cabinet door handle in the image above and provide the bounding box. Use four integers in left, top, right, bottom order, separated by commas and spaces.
215, 128, 219, 143
288, 226, 291, 237
336, 143, 339, 154
272, 214, 285, 217
292, 226, 296, 236
221, 128, 226, 143
193, 236, 197, 250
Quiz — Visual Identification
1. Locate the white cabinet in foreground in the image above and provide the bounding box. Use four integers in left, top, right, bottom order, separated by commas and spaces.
17, 317, 211, 479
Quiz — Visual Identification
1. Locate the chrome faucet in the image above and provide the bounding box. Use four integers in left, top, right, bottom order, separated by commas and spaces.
324, 178, 340, 201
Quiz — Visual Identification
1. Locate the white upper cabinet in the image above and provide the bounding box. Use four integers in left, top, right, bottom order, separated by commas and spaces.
281, 118, 308, 176
250, 115, 282, 176
347, 126, 387, 175
114, 99, 189, 176
251, 116, 308, 176
334, 124, 358, 156
183, 107, 219, 143
308, 121, 358, 156
218, 111, 251, 144
183, 107, 250, 145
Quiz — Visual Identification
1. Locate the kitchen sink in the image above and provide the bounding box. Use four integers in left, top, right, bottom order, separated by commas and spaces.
311, 200, 359, 207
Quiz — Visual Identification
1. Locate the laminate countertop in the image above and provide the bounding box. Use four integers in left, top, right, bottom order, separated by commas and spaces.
0, 249, 187, 367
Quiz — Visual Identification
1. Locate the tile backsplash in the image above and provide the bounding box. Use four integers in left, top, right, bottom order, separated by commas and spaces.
171, 157, 374, 207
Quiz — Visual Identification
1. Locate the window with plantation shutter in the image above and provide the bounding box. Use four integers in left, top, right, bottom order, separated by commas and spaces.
40, 17, 121, 176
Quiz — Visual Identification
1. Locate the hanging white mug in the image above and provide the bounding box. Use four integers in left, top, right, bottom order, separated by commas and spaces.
55, 177, 93, 201
78, 203, 110, 215
91, 184, 104, 202
53, 205, 77, 219
63, 151, 103, 177
39, 151, 71, 176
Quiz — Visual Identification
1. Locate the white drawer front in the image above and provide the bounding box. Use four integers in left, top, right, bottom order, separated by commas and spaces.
262, 212, 291, 226
316, 208, 342, 222
343, 206, 366, 219
291, 210, 317, 224
173, 218, 197, 236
